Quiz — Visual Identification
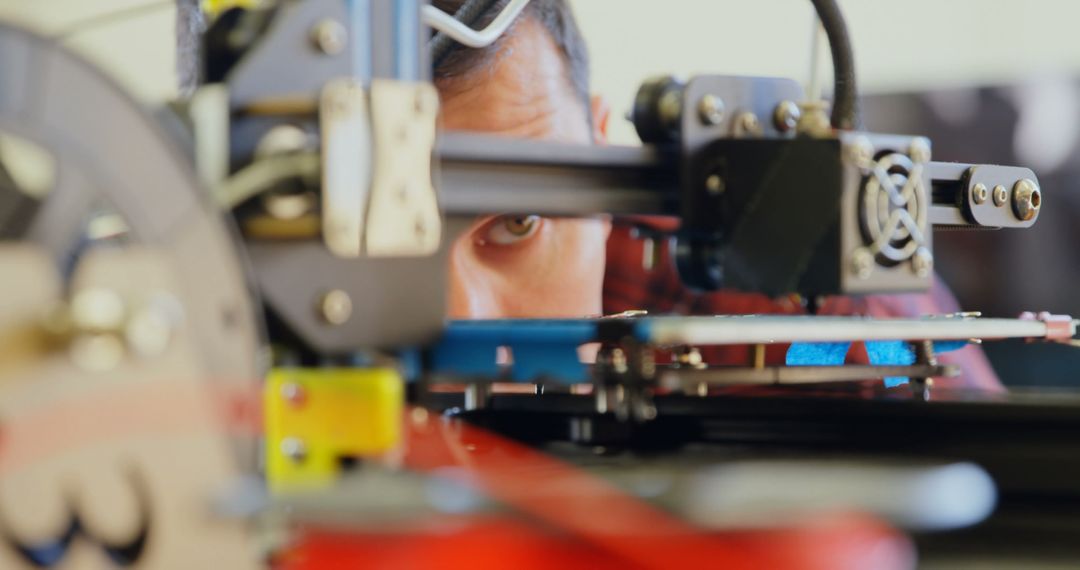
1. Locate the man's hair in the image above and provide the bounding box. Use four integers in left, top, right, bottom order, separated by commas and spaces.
174, 0, 591, 108
432, 0, 590, 109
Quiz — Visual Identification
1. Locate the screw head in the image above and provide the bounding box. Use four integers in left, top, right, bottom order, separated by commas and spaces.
1011, 178, 1041, 221
773, 100, 801, 133
281, 382, 306, 407
318, 289, 352, 325
733, 112, 763, 137
845, 137, 875, 169
912, 247, 934, 278
281, 438, 307, 463
311, 19, 347, 55
676, 346, 705, 369
851, 248, 874, 279
705, 174, 725, 195
992, 185, 1009, 207
796, 101, 832, 137
697, 94, 725, 126
909, 137, 932, 164
972, 183, 989, 205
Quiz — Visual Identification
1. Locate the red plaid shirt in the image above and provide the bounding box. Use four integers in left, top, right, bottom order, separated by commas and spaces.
602, 223, 1001, 392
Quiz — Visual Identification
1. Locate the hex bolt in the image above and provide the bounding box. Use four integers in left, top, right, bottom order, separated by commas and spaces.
311, 19, 347, 55
773, 100, 801, 133
697, 94, 725, 126
318, 289, 352, 325
1011, 178, 1041, 221
796, 101, 832, 138
705, 174, 725, 195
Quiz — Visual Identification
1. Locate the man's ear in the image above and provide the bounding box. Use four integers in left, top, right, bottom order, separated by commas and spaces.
590, 95, 611, 144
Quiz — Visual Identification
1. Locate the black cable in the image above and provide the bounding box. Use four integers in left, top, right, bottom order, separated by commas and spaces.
809, 0, 859, 130
427, 0, 858, 129
428, 0, 501, 69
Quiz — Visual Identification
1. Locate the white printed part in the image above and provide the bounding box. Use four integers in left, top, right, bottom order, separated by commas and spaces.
320, 78, 371, 258
644, 315, 1076, 346
365, 80, 441, 257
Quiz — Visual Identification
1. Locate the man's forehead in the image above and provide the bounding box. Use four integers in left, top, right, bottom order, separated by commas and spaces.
437, 17, 590, 142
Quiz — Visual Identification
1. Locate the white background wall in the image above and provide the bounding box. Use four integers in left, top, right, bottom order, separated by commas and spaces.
575, 0, 1080, 143
2, 0, 1080, 143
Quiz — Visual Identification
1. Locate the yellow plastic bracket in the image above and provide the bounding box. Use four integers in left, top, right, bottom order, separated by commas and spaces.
264, 368, 403, 493
201, 0, 259, 19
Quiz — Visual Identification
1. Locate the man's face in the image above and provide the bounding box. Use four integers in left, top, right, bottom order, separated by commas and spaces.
437, 17, 610, 319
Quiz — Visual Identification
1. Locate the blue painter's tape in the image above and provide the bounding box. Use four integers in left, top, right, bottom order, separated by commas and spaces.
865, 340, 916, 365
632, 319, 652, 342
439, 319, 597, 346
431, 320, 597, 383
430, 340, 500, 377
509, 343, 588, 383
786, 342, 851, 366
784, 339, 970, 388
934, 340, 967, 354
865, 341, 914, 388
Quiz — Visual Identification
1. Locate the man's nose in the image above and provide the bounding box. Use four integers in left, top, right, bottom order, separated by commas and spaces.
447, 245, 504, 319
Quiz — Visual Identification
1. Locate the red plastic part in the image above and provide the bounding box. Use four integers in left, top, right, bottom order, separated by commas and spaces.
276, 409, 915, 570
280, 512, 912, 570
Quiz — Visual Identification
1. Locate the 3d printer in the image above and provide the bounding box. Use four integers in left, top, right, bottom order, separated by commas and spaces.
0, 0, 1078, 568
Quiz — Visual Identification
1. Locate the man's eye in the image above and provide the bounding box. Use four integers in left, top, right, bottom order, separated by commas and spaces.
484, 215, 542, 245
